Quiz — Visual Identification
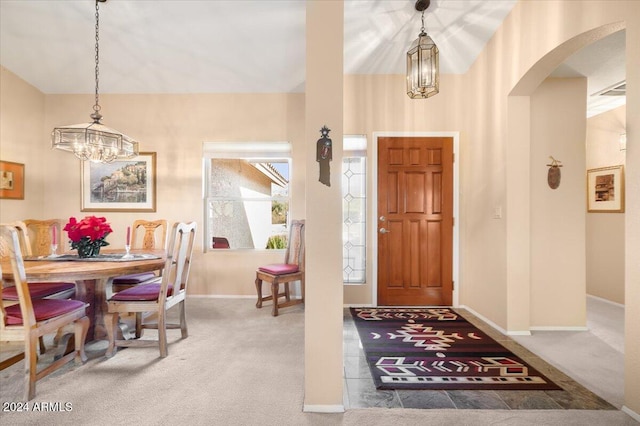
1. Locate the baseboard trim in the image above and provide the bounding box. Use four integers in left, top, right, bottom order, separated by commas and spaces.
587, 294, 625, 308
457, 305, 531, 336
622, 405, 640, 422
303, 404, 345, 413
189, 294, 254, 299
530, 326, 589, 331
505, 330, 533, 336
188, 294, 303, 300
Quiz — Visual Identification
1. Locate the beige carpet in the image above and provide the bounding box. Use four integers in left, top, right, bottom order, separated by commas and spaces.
1, 298, 637, 425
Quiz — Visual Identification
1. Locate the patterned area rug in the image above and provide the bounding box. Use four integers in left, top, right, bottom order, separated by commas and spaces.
351, 307, 562, 391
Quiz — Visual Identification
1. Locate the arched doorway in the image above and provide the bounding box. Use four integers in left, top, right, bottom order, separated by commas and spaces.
505, 22, 626, 332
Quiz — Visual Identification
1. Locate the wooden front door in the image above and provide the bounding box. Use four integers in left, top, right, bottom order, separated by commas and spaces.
377, 136, 453, 306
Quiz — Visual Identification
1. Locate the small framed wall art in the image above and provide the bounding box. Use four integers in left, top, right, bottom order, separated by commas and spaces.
0, 160, 25, 200
587, 165, 625, 213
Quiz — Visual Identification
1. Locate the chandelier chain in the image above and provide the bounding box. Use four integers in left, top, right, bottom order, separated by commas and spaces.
93, 0, 101, 115
421, 10, 425, 34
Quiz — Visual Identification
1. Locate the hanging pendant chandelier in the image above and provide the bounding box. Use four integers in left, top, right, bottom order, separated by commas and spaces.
52, 0, 139, 163
406, 0, 439, 99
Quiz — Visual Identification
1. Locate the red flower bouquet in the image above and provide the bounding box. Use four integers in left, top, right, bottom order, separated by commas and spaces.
64, 216, 113, 258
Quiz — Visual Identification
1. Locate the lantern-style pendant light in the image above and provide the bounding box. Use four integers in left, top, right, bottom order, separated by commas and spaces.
51, 0, 139, 163
406, 0, 439, 99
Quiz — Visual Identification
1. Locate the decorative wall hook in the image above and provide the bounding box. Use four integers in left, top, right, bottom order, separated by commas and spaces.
316, 125, 332, 187
546, 156, 563, 189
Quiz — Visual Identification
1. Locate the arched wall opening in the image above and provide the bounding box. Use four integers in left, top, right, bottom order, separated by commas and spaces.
505, 22, 625, 332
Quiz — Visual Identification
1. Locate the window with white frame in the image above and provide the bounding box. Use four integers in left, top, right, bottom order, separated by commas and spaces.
342, 135, 367, 283
204, 142, 291, 251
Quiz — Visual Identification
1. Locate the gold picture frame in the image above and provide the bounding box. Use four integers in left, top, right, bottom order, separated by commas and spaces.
81, 152, 156, 212
587, 165, 624, 213
0, 160, 25, 200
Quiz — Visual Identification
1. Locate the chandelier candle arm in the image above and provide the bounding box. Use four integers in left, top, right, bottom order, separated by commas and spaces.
51, 0, 139, 164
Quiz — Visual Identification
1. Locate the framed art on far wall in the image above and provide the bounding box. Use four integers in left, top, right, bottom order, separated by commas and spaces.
0, 160, 25, 200
587, 165, 625, 213
81, 152, 156, 212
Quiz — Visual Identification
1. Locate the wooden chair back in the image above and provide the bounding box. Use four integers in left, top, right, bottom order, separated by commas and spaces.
160, 221, 197, 303
0, 226, 34, 323
23, 219, 62, 256
0, 221, 32, 258
131, 219, 167, 250
284, 220, 305, 270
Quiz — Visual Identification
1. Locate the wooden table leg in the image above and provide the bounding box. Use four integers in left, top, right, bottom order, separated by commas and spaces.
74, 278, 110, 341
93, 277, 110, 340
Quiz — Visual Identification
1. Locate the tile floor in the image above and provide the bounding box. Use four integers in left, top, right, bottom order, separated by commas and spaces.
342, 307, 616, 411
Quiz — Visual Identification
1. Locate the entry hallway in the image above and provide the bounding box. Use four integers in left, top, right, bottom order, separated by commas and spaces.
0, 297, 636, 425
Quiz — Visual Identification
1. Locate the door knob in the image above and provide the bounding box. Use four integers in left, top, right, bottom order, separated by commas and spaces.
379, 228, 390, 234
379, 215, 386, 222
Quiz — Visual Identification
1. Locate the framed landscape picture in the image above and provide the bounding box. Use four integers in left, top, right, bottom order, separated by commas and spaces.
587, 165, 624, 213
81, 152, 156, 212
0, 160, 25, 200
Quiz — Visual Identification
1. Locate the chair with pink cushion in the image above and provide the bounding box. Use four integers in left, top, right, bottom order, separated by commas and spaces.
255, 220, 305, 316
1, 221, 76, 354
0, 225, 89, 401
104, 221, 196, 358
111, 219, 168, 293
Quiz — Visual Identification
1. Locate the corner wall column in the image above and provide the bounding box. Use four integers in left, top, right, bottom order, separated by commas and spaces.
303, 0, 344, 412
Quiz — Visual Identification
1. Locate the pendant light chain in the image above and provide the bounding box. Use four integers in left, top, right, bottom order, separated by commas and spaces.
421, 10, 425, 34
92, 0, 102, 121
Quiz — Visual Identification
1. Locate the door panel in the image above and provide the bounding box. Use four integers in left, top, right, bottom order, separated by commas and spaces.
377, 136, 453, 306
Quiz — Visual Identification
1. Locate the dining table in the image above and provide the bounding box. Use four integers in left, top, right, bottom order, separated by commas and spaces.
1, 249, 166, 341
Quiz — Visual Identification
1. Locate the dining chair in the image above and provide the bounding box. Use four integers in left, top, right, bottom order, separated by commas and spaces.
23, 219, 64, 257
0, 225, 89, 401
111, 219, 168, 293
255, 220, 305, 316
104, 221, 196, 358
1, 221, 76, 354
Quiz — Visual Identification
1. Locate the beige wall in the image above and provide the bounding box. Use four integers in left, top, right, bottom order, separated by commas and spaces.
530, 78, 587, 327
1, 0, 639, 416
586, 105, 626, 304
472, 0, 639, 414
0, 67, 45, 221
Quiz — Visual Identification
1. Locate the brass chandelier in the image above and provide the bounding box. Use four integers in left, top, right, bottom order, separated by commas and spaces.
51, 0, 139, 163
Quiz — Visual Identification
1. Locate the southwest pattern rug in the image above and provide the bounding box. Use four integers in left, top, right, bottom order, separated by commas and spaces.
350, 307, 562, 391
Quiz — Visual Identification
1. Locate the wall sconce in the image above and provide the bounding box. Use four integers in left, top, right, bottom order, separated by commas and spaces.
620, 133, 626, 151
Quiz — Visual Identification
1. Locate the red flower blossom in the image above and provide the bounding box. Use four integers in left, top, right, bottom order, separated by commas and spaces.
64, 216, 113, 243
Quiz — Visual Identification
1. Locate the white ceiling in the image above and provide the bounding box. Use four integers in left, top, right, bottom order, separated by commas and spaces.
0, 0, 625, 116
